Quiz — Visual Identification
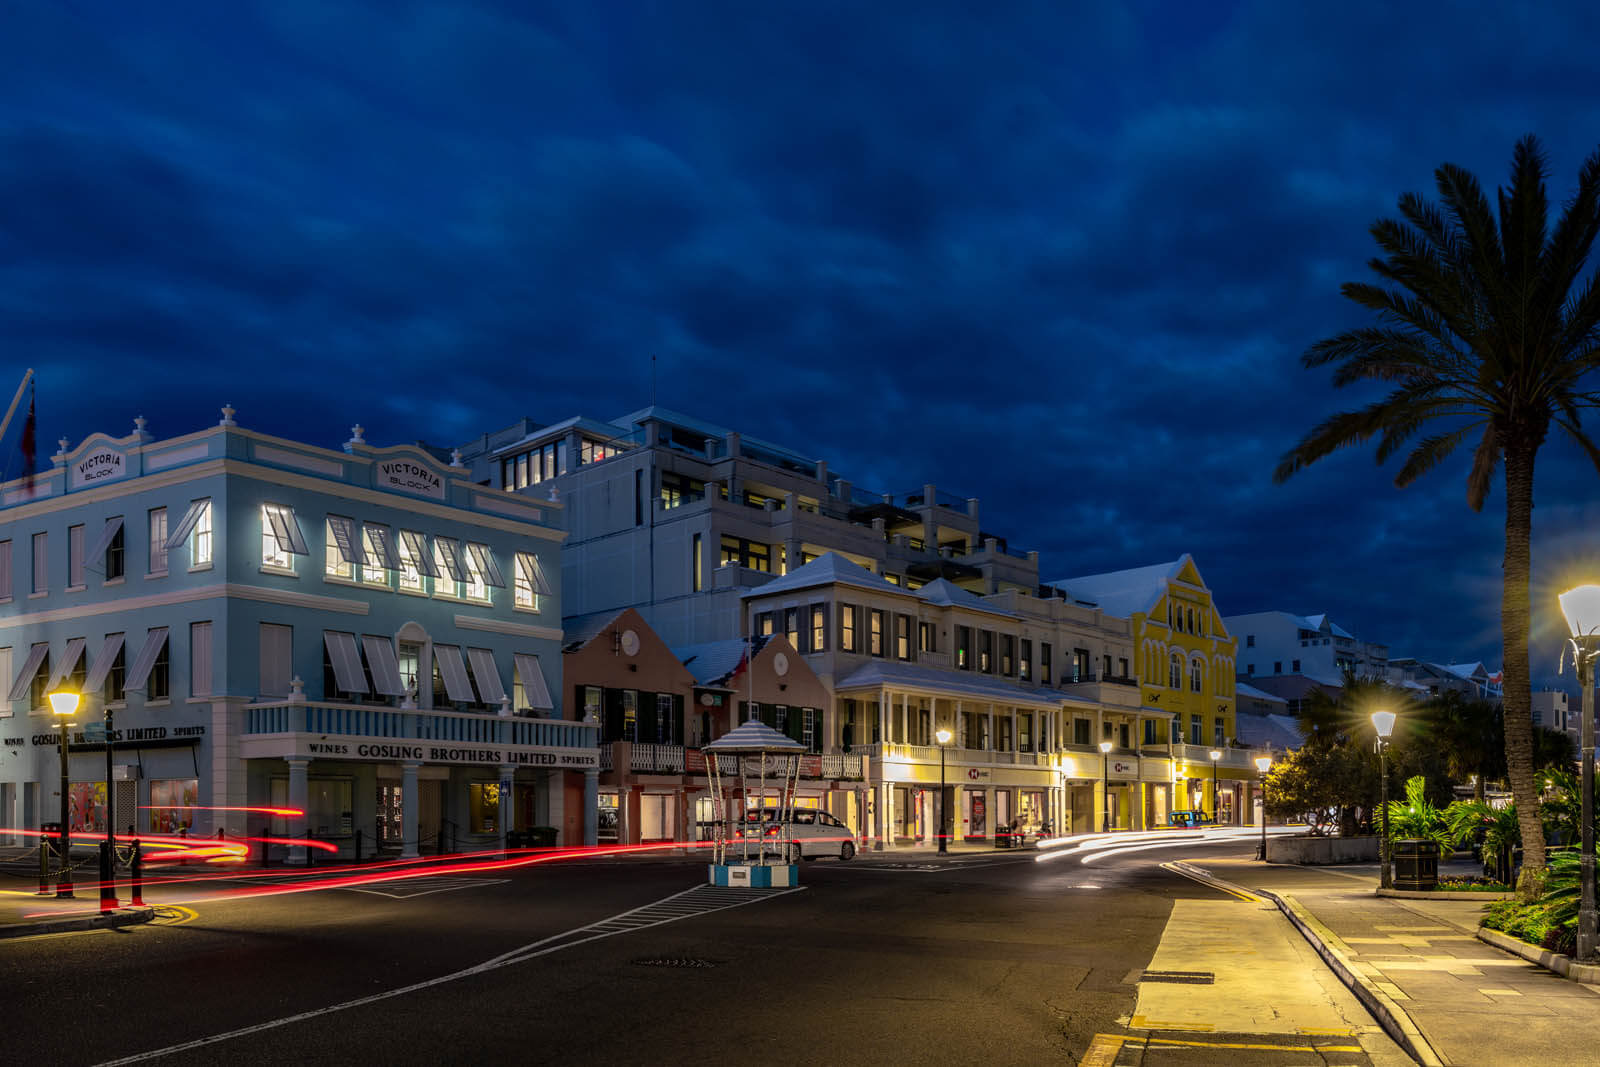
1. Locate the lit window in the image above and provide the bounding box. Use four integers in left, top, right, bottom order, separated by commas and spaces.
148, 508, 168, 575
191, 502, 213, 567
397, 531, 428, 592
463, 550, 488, 602
362, 527, 389, 587
262, 506, 291, 570
326, 520, 353, 579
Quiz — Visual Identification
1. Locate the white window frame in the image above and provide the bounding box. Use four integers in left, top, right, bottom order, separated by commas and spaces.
325, 519, 354, 580
68, 524, 85, 589
397, 533, 426, 593
148, 508, 168, 577
261, 505, 293, 572
31, 531, 47, 596
462, 548, 489, 603
361, 526, 389, 588
190, 501, 213, 568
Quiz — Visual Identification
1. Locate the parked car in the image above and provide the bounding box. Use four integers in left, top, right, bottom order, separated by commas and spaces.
736, 808, 856, 861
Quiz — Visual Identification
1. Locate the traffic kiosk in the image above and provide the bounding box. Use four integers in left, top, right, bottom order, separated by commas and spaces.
704, 720, 805, 888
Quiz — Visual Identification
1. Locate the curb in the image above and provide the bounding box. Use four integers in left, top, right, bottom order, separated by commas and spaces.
0, 906, 155, 940
1477, 927, 1600, 984
1377, 888, 1515, 901
1173, 863, 1445, 1067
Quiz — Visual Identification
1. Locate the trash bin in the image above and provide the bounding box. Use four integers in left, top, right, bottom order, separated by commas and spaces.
1393, 839, 1439, 890
528, 826, 558, 847
506, 830, 526, 850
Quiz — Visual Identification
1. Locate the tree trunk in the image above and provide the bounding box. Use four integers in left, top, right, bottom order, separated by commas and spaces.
1502, 439, 1545, 895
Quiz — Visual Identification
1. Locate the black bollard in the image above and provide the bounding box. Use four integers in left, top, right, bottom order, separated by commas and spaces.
37, 831, 50, 897
99, 840, 117, 913
129, 839, 143, 906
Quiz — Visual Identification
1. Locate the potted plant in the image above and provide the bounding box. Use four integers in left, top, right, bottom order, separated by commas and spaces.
1385, 776, 1452, 890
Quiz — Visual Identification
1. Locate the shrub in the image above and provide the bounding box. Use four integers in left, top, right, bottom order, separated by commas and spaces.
1385, 776, 1453, 849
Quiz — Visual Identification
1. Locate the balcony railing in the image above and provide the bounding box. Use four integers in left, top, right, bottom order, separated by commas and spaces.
599, 744, 864, 780
244, 699, 600, 750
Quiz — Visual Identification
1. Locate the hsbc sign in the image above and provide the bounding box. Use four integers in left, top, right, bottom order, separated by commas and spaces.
966, 768, 991, 781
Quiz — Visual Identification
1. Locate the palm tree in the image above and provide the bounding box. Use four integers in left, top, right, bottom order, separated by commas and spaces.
1275, 135, 1600, 892
1425, 691, 1502, 801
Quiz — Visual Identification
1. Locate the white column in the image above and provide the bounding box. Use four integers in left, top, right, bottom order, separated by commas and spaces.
881, 780, 896, 850
286, 758, 310, 865
401, 760, 420, 859
544, 770, 565, 844
583, 770, 599, 846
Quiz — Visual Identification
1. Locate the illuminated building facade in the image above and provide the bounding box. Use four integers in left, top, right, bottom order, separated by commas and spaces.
0, 409, 595, 858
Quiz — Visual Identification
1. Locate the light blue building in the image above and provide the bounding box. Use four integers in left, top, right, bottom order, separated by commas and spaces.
0, 407, 598, 860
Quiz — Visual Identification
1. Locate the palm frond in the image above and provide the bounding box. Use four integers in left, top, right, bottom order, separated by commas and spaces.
1393, 426, 1476, 486
1465, 423, 1500, 510
1553, 413, 1600, 478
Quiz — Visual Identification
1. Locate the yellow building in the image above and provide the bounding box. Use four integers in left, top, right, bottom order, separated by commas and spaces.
1054, 555, 1257, 825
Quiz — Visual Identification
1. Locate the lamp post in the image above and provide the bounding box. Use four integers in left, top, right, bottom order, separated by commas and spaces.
1099, 739, 1113, 832
47, 689, 79, 898
935, 727, 952, 854
1372, 709, 1397, 890
1208, 749, 1222, 824
1255, 754, 1273, 860
1560, 584, 1600, 961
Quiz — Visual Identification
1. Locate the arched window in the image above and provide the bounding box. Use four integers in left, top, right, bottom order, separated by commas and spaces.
1190, 659, 1202, 693
1187, 608, 1196, 634
1169, 653, 1182, 689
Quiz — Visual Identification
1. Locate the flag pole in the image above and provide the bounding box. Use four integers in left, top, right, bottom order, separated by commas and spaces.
0, 368, 33, 447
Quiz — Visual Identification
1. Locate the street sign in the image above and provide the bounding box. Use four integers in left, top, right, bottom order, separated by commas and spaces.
82, 723, 106, 744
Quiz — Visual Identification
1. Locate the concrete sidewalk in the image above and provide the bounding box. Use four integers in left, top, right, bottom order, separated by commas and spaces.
1196, 856, 1600, 1067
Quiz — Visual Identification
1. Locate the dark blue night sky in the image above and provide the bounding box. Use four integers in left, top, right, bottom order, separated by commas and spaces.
4, 2, 1600, 685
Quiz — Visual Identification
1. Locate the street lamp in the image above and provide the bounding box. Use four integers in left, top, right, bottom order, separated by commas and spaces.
935, 727, 953, 855
1560, 583, 1600, 960
1098, 739, 1113, 833
1255, 754, 1273, 860
1208, 749, 1222, 824
1372, 708, 1397, 890
47, 689, 79, 898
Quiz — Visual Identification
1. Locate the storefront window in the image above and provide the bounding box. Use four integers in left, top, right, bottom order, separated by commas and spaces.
599, 792, 620, 842
69, 781, 106, 834
469, 782, 500, 834
148, 778, 198, 833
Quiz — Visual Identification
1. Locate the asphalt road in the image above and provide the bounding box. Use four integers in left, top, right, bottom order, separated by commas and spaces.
1, 841, 1387, 1066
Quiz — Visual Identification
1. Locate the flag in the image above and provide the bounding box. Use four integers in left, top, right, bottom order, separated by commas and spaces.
19, 382, 35, 493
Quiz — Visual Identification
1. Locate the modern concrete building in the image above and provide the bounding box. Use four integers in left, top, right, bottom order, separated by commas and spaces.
456, 406, 1040, 648
1, 408, 596, 860
1224, 610, 1388, 682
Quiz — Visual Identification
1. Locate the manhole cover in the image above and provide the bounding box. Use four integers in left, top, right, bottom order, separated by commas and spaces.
1139, 971, 1214, 985
632, 956, 722, 968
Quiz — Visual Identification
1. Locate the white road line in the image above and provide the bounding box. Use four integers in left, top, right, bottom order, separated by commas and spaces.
95, 883, 803, 1066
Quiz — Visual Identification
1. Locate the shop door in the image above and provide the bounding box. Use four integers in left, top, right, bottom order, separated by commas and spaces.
114, 781, 136, 838
419, 779, 443, 853
377, 784, 404, 845
516, 785, 535, 832
640, 794, 675, 841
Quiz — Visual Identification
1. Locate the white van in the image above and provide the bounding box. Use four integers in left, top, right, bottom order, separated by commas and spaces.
738, 808, 856, 862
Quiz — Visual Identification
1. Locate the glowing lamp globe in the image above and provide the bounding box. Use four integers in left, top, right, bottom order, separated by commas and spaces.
1560, 584, 1600, 638
1371, 710, 1396, 739
935, 727, 952, 745
47, 690, 79, 717
1255, 755, 1272, 774
1098, 740, 1113, 754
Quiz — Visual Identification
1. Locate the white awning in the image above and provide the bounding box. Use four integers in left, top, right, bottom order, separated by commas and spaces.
125, 628, 170, 692
433, 536, 468, 582
84, 516, 125, 563
466, 647, 506, 705
517, 553, 553, 596
262, 503, 309, 556
365, 526, 400, 571
7, 643, 49, 702
360, 636, 407, 697
466, 543, 506, 588
83, 633, 127, 694
45, 637, 87, 692
433, 644, 476, 703
399, 530, 440, 578
513, 653, 554, 711
326, 516, 366, 567
323, 631, 369, 694
165, 500, 211, 550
